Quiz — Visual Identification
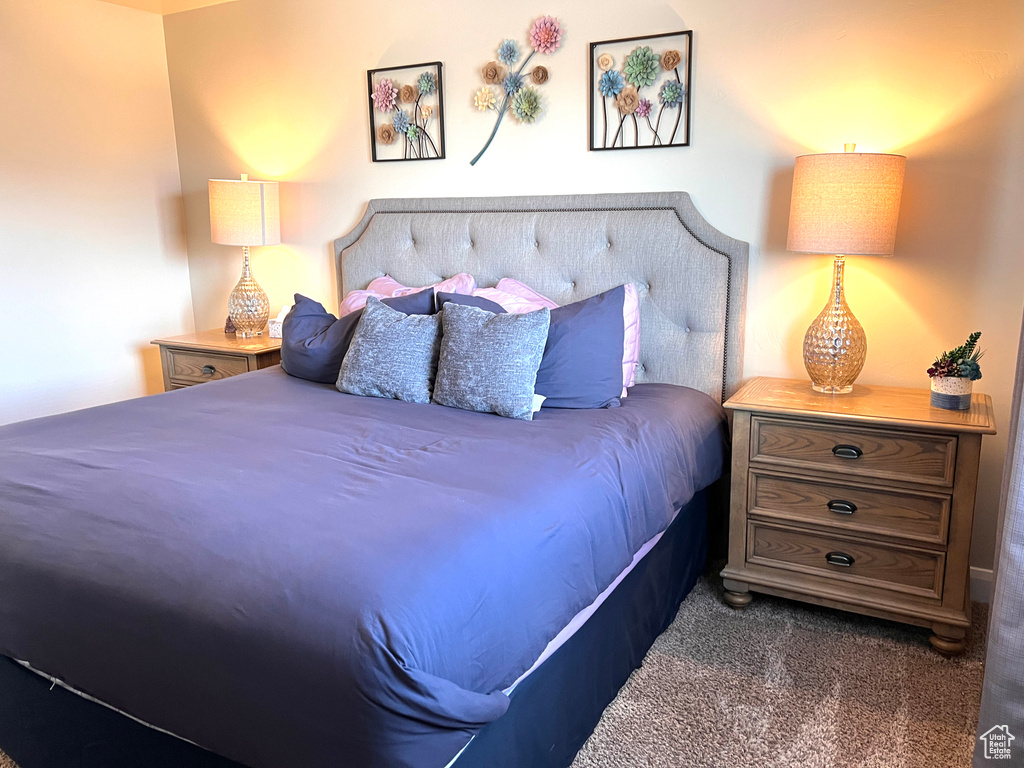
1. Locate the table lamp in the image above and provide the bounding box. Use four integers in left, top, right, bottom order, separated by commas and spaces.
209, 174, 280, 337
786, 144, 906, 393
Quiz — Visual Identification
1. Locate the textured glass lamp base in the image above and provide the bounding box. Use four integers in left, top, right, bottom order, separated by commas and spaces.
228, 246, 270, 338
812, 383, 855, 395
802, 257, 866, 395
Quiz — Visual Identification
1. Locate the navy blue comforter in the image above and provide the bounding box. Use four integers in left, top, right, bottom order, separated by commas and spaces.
0, 368, 726, 768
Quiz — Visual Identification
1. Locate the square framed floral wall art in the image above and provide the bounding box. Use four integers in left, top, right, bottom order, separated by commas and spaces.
368, 61, 445, 162
589, 31, 692, 151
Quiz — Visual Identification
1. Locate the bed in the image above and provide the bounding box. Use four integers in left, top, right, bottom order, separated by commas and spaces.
0, 192, 748, 768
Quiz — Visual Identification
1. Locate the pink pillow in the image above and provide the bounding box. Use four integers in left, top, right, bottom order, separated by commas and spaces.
338, 290, 379, 317
339, 273, 476, 316
621, 283, 640, 393
476, 278, 641, 394
497, 278, 560, 310
411, 273, 475, 296
472, 278, 560, 314
471, 287, 554, 314
366, 274, 408, 296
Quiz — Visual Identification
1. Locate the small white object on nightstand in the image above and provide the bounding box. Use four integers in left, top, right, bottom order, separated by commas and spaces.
268, 305, 290, 338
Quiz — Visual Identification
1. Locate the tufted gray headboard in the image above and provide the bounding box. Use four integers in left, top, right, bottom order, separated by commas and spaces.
333, 192, 748, 403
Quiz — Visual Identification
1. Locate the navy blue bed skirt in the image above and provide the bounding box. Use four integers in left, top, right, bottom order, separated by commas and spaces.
453, 486, 711, 768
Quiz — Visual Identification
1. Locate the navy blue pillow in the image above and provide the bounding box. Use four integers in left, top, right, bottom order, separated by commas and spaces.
281, 289, 434, 383
534, 285, 625, 409
435, 291, 506, 314
384, 287, 435, 315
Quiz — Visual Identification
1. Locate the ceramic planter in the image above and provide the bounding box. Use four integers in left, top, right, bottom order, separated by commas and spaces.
930, 376, 973, 410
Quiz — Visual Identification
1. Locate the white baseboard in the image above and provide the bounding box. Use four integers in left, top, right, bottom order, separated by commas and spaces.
971, 566, 994, 603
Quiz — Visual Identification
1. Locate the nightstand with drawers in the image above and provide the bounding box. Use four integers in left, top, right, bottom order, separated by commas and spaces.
151, 329, 282, 392
720, 376, 996, 655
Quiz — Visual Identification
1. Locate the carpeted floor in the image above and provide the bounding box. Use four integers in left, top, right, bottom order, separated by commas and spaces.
0, 574, 985, 768
572, 576, 986, 768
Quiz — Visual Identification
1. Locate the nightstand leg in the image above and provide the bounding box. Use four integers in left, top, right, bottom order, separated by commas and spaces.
929, 623, 967, 656
722, 578, 753, 610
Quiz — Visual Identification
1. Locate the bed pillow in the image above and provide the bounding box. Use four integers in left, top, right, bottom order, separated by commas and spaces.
621, 282, 641, 390
435, 291, 507, 314
472, 278, 559, 315
397, 273, 475, 297
337, 297, 442, 404
433, 303, 550, 421
339, 273, 476, 316
476, 279, 641, 395
534, 285, 626, 410
281, 290, 434, 384
495, 278, 561, 310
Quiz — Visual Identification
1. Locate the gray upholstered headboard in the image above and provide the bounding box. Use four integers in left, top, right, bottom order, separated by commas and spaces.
333, 192, 748, 402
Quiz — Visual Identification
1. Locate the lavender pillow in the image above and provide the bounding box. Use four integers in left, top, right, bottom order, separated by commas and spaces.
534, 285, 626, 410
281, 289, 433, 383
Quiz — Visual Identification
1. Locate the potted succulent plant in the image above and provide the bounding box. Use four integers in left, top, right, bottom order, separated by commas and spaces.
927, 331, 984, 410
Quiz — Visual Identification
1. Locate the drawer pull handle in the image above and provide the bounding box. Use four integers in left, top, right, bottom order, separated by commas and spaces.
827, 499, 857, 515
832, 444, 863, 460
825, 551, 855, 567
202, 365, 216, 376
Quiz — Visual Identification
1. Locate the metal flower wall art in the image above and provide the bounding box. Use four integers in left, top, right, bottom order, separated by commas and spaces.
470, 16, 563, 165
367, 61, 446, 162
589, 31, 692, 151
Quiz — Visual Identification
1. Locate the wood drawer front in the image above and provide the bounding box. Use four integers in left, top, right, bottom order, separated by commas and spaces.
168, 349, 249, 384
747, 521, 944, 600
749, 471, 950, 546
750, 417, 957, 487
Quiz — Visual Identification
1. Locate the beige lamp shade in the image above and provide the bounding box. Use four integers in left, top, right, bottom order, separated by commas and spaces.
208, 177, 281, 246
786, 152, 906, 255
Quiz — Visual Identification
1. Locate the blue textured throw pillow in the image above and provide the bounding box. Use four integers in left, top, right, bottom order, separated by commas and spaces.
434, 291, 507, 314
433, 303, 550, 421
337, 297, 442, 404
281, 289, 433, 383
534, 285, 626, 409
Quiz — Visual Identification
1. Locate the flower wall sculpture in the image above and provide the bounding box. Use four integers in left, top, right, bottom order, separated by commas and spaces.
470, 15, 563, 165
371, 78, 398, 113
589, 31, 692, 150
498, 39, 520, 66
475, 87, 496, 111
512, 88, 542, 123
367, 61, 445, 162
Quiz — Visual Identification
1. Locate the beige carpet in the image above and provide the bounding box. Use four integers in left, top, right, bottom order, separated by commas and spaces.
572, 576, 986, 768
0, 576, 985, 768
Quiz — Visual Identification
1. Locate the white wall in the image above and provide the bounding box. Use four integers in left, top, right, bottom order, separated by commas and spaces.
162, 0, 1024, 568
99, 0, 241, 15
0, 0, 195, 424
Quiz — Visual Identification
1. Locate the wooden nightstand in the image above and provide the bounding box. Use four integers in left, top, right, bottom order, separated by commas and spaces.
721, 376, 996, 655
151, 329, 282, 392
